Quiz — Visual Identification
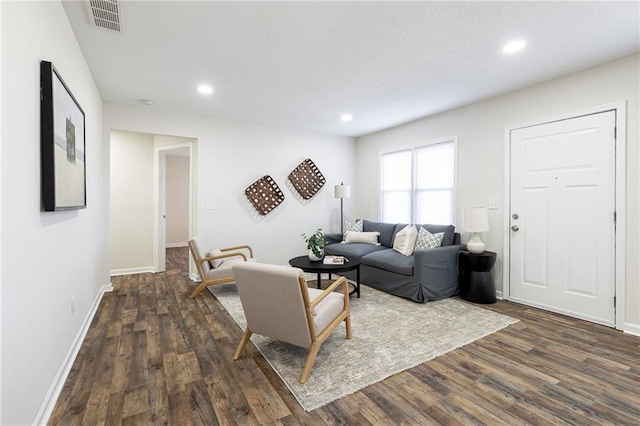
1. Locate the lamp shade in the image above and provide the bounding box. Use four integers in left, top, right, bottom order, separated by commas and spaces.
334, 184, 351, 199
463, 207, 489, 233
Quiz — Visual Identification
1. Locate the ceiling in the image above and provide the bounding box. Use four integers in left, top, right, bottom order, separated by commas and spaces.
62, 1, 640, 138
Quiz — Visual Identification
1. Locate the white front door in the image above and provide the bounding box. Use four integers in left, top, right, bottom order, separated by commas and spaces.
509, 111, 616, 326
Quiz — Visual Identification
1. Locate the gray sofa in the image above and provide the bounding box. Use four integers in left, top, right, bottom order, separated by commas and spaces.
324, 220, 464, 303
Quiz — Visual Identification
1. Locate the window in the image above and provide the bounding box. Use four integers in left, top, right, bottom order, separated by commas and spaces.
380, 138, 456, 225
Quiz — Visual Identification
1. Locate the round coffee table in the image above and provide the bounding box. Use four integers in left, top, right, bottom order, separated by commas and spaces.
289, 255, 361, 298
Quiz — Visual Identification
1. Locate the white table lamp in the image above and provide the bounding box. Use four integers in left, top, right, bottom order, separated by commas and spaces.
463, 207, 489, 254
334, 182, 351, 233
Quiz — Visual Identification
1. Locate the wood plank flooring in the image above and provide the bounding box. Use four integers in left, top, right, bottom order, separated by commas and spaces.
49, 247, 640, 425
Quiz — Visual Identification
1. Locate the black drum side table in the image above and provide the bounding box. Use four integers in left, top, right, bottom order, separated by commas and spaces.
458, 251, 497, 304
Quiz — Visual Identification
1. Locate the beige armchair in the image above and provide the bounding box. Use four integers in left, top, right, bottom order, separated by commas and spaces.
231, 262, 352, 384
187, 236, 255, 298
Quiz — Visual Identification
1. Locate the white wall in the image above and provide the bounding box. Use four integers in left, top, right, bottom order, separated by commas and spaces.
1, 2, 109, 424
110, 131, 154, 272
166, 155, 190, 246
104, 105, 357, 267
356, 54, 640, 328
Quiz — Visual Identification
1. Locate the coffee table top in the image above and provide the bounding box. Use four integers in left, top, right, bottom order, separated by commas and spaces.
289, 255, 360, 274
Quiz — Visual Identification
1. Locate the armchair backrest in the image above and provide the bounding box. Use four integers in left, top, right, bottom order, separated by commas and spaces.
232, 262, 313, 348
188, 236, 210, 276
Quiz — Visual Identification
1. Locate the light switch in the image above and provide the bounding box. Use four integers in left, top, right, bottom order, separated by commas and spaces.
488, 199, 500, 210
205, 201, 216, 210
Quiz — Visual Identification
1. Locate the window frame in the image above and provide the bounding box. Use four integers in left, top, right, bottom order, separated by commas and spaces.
379, 136, 457, 225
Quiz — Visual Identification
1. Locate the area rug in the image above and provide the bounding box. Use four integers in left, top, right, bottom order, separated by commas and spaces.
209, 282, 518, 412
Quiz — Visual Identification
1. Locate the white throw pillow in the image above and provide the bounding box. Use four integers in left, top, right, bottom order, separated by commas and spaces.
414, 227, 444, 250
342, 230, 380, 245
393, 224, 418, 256
343, 219, 363, 240
206, 248, 224, 268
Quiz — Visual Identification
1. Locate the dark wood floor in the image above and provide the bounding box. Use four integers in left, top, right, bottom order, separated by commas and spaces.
49, 247, 640, 425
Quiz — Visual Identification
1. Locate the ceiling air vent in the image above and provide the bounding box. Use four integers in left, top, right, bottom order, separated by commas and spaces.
86, 0, 122, 33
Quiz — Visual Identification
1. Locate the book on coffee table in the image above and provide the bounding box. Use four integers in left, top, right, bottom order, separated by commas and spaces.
323, 255, 345, 265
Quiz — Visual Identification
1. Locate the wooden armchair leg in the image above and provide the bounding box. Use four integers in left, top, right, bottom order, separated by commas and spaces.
190, 282, 210, 299
300, 342, 321, 384
345, 314, 352, 340
233, 329, 253, 360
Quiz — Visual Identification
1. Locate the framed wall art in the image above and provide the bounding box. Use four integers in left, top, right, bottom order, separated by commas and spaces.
40, 60, 87, 211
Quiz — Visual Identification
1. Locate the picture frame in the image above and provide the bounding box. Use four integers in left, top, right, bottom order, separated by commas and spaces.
40, 60, 87, 211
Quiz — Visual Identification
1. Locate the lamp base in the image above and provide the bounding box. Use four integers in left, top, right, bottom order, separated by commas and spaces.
467, 233, 485, 254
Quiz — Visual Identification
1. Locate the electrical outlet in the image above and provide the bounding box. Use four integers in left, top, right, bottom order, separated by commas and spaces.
488, 199, 500, 210
71, 296, 76, 314
205, 201, 216, 210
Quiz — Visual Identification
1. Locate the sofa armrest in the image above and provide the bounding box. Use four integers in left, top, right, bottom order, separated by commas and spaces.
325, 233, 343, 245
414, 244, 465, 300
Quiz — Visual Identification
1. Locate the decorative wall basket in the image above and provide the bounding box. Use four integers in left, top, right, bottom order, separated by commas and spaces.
244, 175, 285, 216
288, 158, 326, 200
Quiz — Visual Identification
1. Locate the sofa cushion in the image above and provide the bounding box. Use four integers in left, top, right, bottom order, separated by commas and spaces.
343, 219, 363, 239
363, 220, 398, 248
416, 223, 456, 246
343, 230, 380, 245
415, 227, 444, 250
361, 249, 414, 276
392, 224, 418, 256
324, 242, 386, 260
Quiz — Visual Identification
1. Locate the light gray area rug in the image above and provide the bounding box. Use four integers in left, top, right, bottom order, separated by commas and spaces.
209, 282, 518, 412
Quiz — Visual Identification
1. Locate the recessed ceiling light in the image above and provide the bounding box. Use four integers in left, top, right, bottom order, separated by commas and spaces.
503, 40, 526, 54
341, 114, 353, 122
140, 99, 154, 106
197, 84, 213, 95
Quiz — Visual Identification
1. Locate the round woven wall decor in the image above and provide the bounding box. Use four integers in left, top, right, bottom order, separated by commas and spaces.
288, 158, 326, 200
244, 175, 285, 215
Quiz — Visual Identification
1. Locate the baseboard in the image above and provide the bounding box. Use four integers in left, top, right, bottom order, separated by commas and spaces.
110, 266, 155, 276
496, 290, 504, 300
166, 242, 187, 248
33, 283, 114, 425
624, 322, 640, 337
502, 294, 638, 335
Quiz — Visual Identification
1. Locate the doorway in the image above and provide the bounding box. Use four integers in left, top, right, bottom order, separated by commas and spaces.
504, 103, 626, 329
154, 142, 195, 273
109, 131, 196, 276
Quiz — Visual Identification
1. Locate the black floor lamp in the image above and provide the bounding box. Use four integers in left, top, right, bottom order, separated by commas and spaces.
334, 182, 351, 233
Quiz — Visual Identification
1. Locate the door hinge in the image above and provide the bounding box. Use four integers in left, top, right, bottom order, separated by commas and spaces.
614, 211, 617, 226
614, 296, 616, 308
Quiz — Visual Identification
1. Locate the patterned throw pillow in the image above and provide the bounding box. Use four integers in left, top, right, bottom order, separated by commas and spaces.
343, 219, 363, 240
414, 227, 444, 250
343, 230, 381, 245
207, 248, 224, 268
392, 224, 418, 256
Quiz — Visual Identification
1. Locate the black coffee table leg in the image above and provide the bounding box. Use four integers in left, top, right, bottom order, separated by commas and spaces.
316, 273, 321, 289
347, 267, 361, 298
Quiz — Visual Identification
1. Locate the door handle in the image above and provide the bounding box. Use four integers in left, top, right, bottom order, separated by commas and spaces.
511, 225, 519, 232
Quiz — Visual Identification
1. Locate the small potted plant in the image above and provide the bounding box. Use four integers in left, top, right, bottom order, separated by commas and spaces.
302, 228, 325, 261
